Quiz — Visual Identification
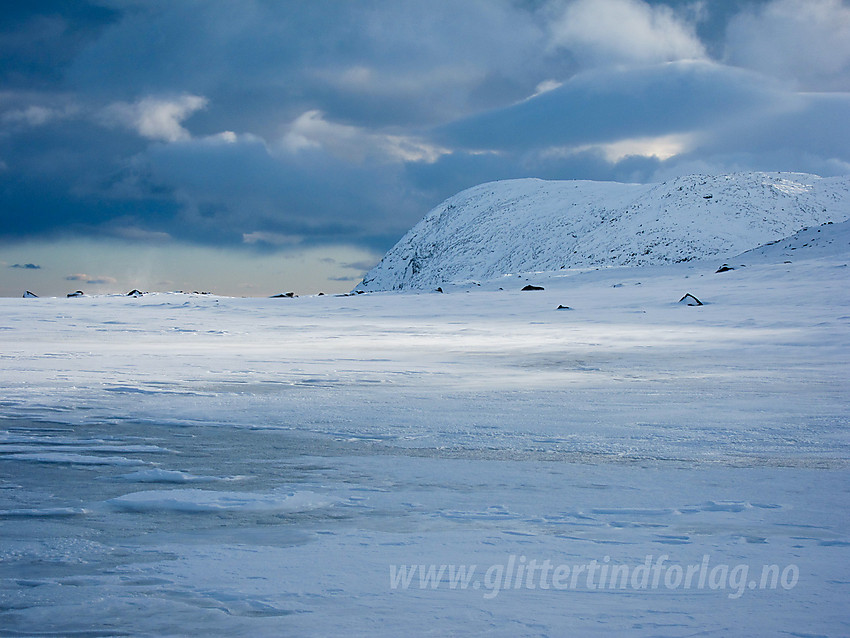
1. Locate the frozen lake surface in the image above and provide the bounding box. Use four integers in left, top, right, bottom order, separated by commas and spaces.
1, 253, 848, 636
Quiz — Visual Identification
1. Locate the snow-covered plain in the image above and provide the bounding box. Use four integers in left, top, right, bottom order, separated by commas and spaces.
1, 220, 849, 636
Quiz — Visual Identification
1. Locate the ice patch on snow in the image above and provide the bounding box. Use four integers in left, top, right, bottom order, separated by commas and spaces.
0, 507, 90, 517
112, 468, 240, 483
0, 444, 169, 454
105, 489, 336, 513
4, 452, 149, 466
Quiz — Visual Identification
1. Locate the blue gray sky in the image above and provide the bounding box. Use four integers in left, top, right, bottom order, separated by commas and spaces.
2, 0, 849, 296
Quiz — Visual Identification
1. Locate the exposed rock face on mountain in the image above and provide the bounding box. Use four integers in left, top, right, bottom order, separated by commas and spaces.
356, 172, 850, 291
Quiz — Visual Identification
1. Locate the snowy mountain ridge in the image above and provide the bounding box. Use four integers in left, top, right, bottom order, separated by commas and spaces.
357, 172, 850, 291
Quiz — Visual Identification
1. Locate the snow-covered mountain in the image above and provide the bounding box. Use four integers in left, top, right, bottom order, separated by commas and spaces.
736, 218, 850, 263
357, 172, 850, 291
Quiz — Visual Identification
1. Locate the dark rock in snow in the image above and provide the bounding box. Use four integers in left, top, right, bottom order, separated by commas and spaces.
67, 290, 84, 297
271, 292, 297, 298
23, 290, 38, 298
556, 305, 571, 310
522, 284, 545, 291
678, 293, 703, 306
127, 289, 144, 297
715, 264, 735, 273
435, 287, 443, 293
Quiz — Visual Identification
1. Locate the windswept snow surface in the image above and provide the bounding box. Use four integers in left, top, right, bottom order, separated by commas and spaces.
358, 172, 850, 291
1, 226, 849, 636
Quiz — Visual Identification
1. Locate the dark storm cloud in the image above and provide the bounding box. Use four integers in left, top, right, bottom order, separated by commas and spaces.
0, 112, 179, 242
64, 0, 555, 129
0, 0, 848, 259
131, 132, 434, 245
435, 61, 783, 151
1, 0, 557, 249
0, 1, 118, 89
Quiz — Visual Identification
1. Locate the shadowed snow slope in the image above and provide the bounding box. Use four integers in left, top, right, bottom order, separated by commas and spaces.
736, 218, 850, 263
357, 172, 850, 291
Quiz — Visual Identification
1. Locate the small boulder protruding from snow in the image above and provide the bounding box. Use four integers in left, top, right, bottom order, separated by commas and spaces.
23, 290, 38, 298
678, 293, 703, 306
522, 284, 545, 291
715, 264, 735, 273
436, 286, 443, 293
67, 290, 84, 298
127, 289, 144, 297
556, 305, 571, 310
270, 292, 297, 298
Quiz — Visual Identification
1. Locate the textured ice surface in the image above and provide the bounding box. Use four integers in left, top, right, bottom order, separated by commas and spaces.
106, 489, 336, 513
112, 468, 236, 483
2, 452, 149, 466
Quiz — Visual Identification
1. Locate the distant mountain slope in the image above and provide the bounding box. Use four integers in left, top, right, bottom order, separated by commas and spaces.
735, 218, 850, 263
357, 172, 850, 291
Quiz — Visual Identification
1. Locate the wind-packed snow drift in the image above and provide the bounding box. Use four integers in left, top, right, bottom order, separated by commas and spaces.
357, 172, 850, 291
